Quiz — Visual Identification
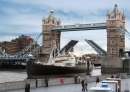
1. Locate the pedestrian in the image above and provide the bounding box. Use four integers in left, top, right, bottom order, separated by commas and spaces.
35, 77, 38, 88
96, 76, 100, 84
117, 72, 120, 78
45, 76, 49, 87
116, 72, 120, 78
75, 75, 78, 84
81, 80, 84, 91
25, 82, 30, 92
77, 75, 81, 84
111, 74, 114, 78
84, 80, 88, 91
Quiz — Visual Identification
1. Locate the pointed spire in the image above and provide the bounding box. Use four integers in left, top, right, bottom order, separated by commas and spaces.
58, 18, 61, 22
42, 17, 45, 20
123, 11, 125, 15
48, 10, 55, 21
113, 4, 119, 14
57, 18, 61, 25
107, 10, 109, 14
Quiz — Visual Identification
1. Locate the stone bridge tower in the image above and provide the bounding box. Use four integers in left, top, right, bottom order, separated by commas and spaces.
101, 4, 126, 74
41, 10, 61, 62
106, 4, 125, 57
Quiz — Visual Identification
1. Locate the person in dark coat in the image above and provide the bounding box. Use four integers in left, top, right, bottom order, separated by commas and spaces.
96, 76, 100, 84
25, 82, 30, 92
81, 80, 84, 91
45, 76, 49, 87
35, 77, 38, 88
111, 74, 114, 78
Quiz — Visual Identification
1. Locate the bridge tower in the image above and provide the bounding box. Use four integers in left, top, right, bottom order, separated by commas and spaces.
41, 10, 61, 62
106, 4, 125, 57
101, 4, 126, 74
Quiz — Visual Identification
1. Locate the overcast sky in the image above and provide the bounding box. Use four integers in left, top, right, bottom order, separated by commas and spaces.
0, 0, 130, 56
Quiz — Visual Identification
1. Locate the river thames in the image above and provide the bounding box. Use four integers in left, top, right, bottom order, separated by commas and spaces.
0, 67, 101, 83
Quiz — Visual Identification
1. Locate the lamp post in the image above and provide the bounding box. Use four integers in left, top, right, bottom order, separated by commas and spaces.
86, 56, 90, 75
122, 57, 125, 73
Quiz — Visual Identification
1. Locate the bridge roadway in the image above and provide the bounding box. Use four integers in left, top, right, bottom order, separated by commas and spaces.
7, 77, 130, 92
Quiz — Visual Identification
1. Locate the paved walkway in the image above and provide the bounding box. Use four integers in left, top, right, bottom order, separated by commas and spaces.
6, 78, 130, 92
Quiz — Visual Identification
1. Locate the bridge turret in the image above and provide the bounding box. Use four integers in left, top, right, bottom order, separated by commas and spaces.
122, 11, 125, 22
57, 18, 61, 26
106, 10, 110, 19
42, 17, 45, 24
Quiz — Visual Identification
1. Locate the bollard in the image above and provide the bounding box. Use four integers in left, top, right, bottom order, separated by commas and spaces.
60, 78, 65, 83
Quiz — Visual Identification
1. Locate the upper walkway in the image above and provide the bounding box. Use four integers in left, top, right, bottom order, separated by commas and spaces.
52, 23, 106, 32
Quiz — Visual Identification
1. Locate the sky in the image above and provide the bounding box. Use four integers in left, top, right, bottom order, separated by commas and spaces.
0, 0, 130, 56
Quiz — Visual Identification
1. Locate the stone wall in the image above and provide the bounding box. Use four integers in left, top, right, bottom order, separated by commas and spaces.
101, 57, 123, 74
0, 75, 119, 91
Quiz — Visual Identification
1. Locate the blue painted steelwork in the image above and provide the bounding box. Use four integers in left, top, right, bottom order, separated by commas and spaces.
52, 23, 106, 32
119, 27, 130, 40
22, 43, 42, 58
0, 50, 12, 58
14, 33, 42, 58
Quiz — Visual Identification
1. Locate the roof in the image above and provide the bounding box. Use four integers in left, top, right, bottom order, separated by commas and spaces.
113, 4, 119, 14
48, 10, 55, 21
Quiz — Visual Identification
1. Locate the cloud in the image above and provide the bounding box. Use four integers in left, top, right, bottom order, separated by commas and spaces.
0, 0, 130, 55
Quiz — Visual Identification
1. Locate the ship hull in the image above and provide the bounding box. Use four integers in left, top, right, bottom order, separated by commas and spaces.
27, 61, 93, 76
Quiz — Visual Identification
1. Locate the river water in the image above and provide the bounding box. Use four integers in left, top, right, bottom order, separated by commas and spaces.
0, 70, 27, 83
0, 67, 101, 83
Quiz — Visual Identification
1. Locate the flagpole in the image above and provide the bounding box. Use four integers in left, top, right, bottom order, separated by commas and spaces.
70, 18, 71, 25
84, 16, 85, 24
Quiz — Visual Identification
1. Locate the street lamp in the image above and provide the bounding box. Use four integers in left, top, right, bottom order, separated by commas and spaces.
86, 56, 90, 75
122, 57, 125, 73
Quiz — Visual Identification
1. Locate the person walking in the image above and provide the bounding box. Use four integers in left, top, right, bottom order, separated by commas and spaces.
77, 75, 81, 84
84, 80, 88, 91
96, 76, 100, 84
25, 82, 30, 92
81, 80, 84, 91
45, 76, 49, 87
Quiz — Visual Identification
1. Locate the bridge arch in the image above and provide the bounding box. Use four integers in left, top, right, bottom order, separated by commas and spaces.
119, 48, 124, 57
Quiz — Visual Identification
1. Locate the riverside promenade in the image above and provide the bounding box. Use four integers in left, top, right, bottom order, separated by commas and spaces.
6, 75, 130, 92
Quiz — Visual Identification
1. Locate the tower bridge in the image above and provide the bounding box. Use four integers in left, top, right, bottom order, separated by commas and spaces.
0, 4, 130, 74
